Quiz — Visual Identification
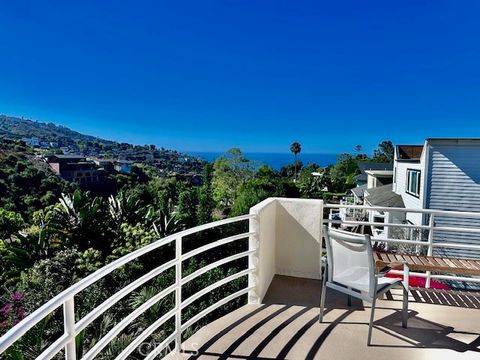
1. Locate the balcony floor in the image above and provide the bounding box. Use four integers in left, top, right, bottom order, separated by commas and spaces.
177, 275, 480, 359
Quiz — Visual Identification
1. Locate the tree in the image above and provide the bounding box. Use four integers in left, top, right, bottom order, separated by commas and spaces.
354, 145, 363, 153
212, 149, 254, 211
108, 191, 149, 228
330, 153, 358, 192
50, 191, 112, 254
290, 142, 302, 180
232, 166, 299, 215
373, 140, 394, 162
177, 187, 199, 229
296, 164, 326, 198
280, 161, 303, 178
197, 164, 215, 224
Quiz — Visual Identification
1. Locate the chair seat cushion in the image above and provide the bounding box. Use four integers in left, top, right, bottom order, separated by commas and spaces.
332, 266, 401, 294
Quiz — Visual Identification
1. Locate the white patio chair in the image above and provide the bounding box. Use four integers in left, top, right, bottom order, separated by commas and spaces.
319, 227, 409, 345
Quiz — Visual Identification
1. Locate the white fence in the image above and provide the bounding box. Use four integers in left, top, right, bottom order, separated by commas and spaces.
0, 214, 257, 360
325, 204, 480, 288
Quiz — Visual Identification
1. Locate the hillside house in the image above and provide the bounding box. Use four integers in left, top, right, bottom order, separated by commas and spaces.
337, 162, 394, 223
114, 160, 134, 174
348, 162, 394, 204
47, 154, 100, 184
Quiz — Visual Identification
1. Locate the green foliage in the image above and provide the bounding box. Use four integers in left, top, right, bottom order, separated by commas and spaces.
373, 140, 394, 162
279, 161, 303, 178
296, 164, 328, 198
290, 142, 302, 179
177, 187, 199, 229
330, 153, 358, 192
290, 142, 302, 156
0, 140, 74, 218
110, 223, 157, 260
17, 250, 78, 314
195, 163, 215, 225
108, 191, 150, 228
231, 179, 274, 216
0, 208, 24, 239
75, 248, 103, 278
50, 191, 112, 253
212, 148, 255, 210
231, 166, 298, 215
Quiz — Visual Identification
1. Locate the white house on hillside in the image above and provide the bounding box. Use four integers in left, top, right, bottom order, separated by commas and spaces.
369, 138, 480, 258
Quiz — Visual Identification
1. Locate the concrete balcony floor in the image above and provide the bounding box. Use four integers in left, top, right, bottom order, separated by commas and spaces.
176, 275, 480, 360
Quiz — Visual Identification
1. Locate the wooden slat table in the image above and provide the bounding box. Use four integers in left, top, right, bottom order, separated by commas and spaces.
374, 252, 480, 277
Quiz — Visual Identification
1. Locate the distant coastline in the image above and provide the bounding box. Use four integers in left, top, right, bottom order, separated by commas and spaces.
187, 151, 338, 170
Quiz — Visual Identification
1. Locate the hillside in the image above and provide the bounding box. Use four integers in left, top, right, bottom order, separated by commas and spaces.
0, 139, 76, 216
0, 114, 204, 176
0, 115, 109, 146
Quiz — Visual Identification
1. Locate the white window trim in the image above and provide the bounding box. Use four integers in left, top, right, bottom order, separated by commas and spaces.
406, 169, 421, 197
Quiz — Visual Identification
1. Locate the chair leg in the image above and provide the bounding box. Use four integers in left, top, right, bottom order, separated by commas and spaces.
367, 296, 377, 346
319, 272, 327, 323
402, 285, 408, 328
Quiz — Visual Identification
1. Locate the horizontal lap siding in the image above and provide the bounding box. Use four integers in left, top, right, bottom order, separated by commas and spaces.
427, 145, 480, 259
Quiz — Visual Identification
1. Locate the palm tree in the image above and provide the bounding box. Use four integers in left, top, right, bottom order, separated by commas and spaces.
290, 142, 302, 180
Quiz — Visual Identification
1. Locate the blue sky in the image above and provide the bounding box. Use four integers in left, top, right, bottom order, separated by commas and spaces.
1, 1, 479, 154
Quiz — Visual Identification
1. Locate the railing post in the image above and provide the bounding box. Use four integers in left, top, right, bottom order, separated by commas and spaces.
63, 298, 76, 360
425, 214, 435, 289
175, 236, 182, 353
320, 201, 324, 283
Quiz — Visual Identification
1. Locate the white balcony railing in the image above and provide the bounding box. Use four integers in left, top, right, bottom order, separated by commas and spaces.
2, 198, 480, 359
326, 203, 480, 288
0, 213, 257, 360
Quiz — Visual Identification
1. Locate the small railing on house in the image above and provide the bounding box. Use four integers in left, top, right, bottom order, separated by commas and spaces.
338, 198, 366, 222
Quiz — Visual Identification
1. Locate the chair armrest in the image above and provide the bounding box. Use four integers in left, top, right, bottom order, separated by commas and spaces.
376, 261, 408, 277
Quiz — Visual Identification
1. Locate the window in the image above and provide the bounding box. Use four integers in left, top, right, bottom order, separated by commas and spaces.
406, 169, 421, 197
373, 215, 385, 231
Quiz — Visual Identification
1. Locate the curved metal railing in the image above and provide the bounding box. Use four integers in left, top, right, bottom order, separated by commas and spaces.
0, 213, 258, 360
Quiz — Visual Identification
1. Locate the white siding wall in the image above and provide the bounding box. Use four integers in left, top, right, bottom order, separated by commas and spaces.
393, 160, 424, 224
367, 174, 375, 189
426, 143, 480, 259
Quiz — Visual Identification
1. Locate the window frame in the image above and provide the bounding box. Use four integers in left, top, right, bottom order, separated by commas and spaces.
406, 168, 421, 198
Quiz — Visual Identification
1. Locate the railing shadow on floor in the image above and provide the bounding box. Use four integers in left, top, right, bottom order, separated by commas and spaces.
382, 287, 480, 309
183, 305, 351, 360
409, 288, 480, 309
183, 306, 479, 359
370, 310, 480, 353
180, 274, 480, 359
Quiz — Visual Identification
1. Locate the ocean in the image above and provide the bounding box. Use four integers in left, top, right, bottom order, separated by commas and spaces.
188, 152, 338, 170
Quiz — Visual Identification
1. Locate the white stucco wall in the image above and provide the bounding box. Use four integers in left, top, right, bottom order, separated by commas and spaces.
249, 198, 323, 303
275, 198, 322, 279
249, 198, 277, 303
